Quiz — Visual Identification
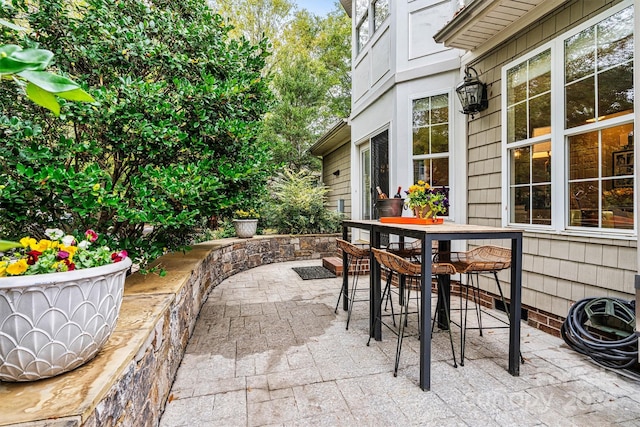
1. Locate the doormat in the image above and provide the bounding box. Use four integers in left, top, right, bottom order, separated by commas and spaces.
292, 266, 336, 280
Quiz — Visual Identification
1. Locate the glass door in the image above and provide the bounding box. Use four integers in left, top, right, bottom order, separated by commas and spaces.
372, 129, 389, 219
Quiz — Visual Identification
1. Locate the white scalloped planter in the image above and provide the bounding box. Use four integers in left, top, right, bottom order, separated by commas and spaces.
233, 219, 258, 238
0, 258, 131, 382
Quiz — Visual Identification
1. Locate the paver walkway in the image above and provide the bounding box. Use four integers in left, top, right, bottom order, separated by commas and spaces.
160, 260, 640, 426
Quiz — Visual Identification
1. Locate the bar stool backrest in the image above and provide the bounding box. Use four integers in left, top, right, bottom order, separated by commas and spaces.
371, 248, 456, 277
449, 245, 511, 273
386, 240, 422, 259
371, 247, 421, 277
336, 239, 370, 259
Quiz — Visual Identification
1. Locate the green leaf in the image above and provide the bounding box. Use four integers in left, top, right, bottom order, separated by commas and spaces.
10, 48, 54, 70
0, 240, 24, 251
17, 70, 80, 93
0, 45, 21, 57
0, 47, 54, 74
0, 57, 30, 75
56, 88, 95, 103
26, 82, 61, 115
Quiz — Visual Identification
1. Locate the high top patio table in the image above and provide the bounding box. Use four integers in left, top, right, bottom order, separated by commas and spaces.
341, 219, 523, 391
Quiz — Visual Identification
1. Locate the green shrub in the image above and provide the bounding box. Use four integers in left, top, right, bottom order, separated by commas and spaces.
264, 169, 344, 235
0, 0, 274, 269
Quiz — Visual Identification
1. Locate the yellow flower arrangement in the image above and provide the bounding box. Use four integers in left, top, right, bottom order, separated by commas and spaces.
234, 209, 260, 219
404, 180, 449, 218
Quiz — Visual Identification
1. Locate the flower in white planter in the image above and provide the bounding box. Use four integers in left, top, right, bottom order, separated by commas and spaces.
0, 228, 127, 277
233, 209, 260, 220
233, 209, 260, 238
0, 228, 131, 382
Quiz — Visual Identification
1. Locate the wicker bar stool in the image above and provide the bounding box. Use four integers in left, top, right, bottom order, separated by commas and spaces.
447, 245, 524, 365
381, 240, 423, 317
334, 239, 371, 330
368, 248, 458, 376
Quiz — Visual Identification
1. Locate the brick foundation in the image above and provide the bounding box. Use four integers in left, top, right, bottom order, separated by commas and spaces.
322, 254, 370, 276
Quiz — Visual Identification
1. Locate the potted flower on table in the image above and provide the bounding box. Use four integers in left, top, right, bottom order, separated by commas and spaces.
405, 181, 449, 223
0, 228, 130, 382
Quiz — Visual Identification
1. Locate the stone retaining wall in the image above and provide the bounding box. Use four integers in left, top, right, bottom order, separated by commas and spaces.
0, 235, 338, 427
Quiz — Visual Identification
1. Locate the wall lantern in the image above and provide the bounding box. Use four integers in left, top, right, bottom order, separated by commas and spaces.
455, 66, 488, 118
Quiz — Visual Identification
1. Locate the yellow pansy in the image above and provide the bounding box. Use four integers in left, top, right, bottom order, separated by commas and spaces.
0, 261, 7, 277
6, 259, 28, 275
19, 237, 37, 249
31, 239, 58, 252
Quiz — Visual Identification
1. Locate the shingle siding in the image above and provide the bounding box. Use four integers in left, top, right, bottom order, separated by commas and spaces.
322, 143, 351, 216
465, 0, 634, 318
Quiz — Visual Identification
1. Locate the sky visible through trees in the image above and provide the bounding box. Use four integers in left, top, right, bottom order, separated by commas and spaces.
294, 0, 337, 16
212, 0, 351, 170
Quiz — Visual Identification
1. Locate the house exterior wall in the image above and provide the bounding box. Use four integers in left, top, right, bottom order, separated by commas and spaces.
351, 0, 461, 119
395, 1, 461, 77
347, 0, 638, 334
322, 142, 352, 216
349, 0, 466, 234
463, 0, 636, 321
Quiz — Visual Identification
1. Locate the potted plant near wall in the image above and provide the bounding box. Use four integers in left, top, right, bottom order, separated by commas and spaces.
233, 209, 260, 238
0, 229, 130, 382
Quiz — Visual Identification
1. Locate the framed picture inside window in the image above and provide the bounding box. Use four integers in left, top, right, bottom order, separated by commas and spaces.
612, 149, 633, 187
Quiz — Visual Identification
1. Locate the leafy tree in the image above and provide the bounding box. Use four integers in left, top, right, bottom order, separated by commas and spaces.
262, 56, 327, 170
314, 7, 352, 120
0, 0, 273, 268
210, 0, 294, 70
211, 1, 351, 170
0, 29, 95, 115
267, 7, 351, 169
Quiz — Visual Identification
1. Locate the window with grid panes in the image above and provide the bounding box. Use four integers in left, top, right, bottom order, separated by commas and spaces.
412, 94, 450, 216
504, 3, 634, 232
356, 0, 389, 53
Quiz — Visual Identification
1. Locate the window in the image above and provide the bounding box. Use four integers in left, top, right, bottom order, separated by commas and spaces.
568, 124, 634, 229
564, 9, 634, 129
373, 0, 389, 31
504, 4, 634, 232
506, 50, 552, 225
355, 0, 369, 53
356, 0, 389, 53
412, 94, 450, 215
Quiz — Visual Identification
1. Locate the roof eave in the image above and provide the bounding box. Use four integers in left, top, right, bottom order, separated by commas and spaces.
340, 0, 352, 18
434, 0, 568, 52
309, 119, 350, 157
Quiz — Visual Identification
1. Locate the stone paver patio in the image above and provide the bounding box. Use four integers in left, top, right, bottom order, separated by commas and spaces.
160, 259, 640, 426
